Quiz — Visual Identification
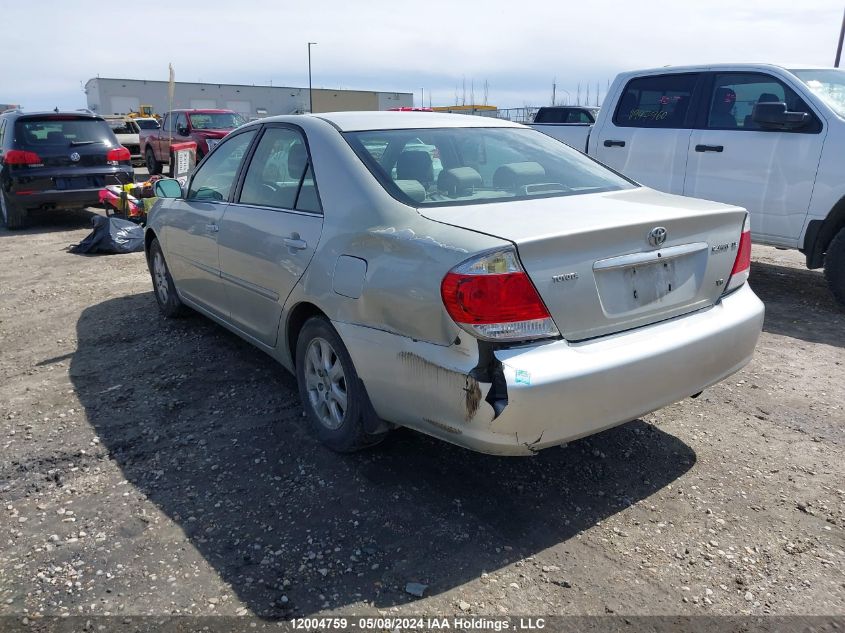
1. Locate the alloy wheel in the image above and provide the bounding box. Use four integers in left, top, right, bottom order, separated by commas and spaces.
304, 337, 348, 430
153, 251, 169, 304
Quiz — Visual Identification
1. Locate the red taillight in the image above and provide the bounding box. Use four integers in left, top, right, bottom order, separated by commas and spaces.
442, 273, 550, 324
725, 215, 752, 293
106, 146, 131, 164
441, 249, 559, 341
731, 228, 752, 275
4, 149, 42, 166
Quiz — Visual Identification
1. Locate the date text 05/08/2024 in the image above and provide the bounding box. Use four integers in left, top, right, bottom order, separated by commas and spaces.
291, 616, 547, 630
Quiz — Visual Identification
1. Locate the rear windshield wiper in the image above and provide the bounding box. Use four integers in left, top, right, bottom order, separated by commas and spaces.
69, 140, 102, 146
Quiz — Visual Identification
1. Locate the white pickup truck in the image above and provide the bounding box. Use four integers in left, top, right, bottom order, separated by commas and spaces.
529, 63, 845, 304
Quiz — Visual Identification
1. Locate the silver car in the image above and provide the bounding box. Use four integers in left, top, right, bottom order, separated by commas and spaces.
145, 112, 764, 456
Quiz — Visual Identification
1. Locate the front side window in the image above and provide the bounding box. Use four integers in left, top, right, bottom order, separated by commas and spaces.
239, 126, 321, 213
613, 73, 698, 128
345, 127, 633, 208
175, 113, 189, 135
187, 129, 256, 202
706, 73, 816, 130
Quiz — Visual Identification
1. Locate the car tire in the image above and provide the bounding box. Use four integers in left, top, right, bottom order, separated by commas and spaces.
0, 190, 26, 230
823, 227, 845, 306
295, 317, 384, 452
145, 147, 162, 176
147, 238, 186, 317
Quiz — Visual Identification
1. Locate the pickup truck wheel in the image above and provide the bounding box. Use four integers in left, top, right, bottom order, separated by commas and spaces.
295, 317, 384, 452
147, 238, 186, 317
823, 227, 845, 306
145, 147, 162, 175
0, 190, 26, 230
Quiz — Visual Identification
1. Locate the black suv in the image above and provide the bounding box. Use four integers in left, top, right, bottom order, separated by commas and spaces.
0, 110, 134, 229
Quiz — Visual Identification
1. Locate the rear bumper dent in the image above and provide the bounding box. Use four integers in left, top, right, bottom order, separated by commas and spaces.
336, 283, 764, 456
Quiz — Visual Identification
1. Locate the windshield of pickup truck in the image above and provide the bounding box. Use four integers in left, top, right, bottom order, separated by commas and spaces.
792, 69, 845, 117
346, 127, 634, 207
189, 112, 246, 130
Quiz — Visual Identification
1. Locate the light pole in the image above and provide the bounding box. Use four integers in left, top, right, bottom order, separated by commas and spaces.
308, 42, 317, 113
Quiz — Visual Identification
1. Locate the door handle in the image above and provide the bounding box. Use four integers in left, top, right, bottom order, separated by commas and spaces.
603, 139, 626, 148
695, 144, 724, 153
205, 223, 219, 233
283, 237, 308, 250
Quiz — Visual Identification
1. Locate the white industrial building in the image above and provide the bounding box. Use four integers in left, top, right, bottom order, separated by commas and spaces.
84, 77, 413, 118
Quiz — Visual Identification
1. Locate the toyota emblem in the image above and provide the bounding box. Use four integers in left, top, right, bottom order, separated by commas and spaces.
648, 226, 667, 247
69, 152, 81, 162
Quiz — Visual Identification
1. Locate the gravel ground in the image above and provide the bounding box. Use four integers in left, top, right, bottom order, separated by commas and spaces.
0, 207, 842, 620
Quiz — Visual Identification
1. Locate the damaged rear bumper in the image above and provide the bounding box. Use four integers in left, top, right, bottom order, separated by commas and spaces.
335, 284, 764, 456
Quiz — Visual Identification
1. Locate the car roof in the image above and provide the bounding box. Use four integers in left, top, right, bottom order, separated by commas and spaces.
2, 111, 104, 120
171, 109, 236, 114
617, 62, 835, 77
309, 111, 523, 132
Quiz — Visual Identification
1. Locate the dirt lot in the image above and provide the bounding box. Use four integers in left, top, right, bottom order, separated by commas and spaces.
0, 207, 843, 620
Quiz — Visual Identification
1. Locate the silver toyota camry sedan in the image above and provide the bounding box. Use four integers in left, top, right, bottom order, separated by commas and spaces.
145, 111, 764, 456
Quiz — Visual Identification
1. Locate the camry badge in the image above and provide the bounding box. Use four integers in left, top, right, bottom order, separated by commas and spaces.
69, 152, 81, 162
648, 226, 667, 247
552, 272, 579, 283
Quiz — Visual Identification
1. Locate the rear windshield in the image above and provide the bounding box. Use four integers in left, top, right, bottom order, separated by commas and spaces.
345, 127, 633, 207
135, 118, 159, 130
189, 112, 246, 130
14, 117, 115, 148
107, 119, 137, 134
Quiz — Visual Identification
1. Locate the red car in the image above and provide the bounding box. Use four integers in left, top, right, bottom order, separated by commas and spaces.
141, 109, 246, 174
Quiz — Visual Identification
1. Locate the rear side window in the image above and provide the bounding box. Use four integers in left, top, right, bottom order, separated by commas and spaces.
14, 117, 116, 148
534, 108, 565, 123
613, 74, 699, 128
567, 110, 594, 123
238, 126, 322, 214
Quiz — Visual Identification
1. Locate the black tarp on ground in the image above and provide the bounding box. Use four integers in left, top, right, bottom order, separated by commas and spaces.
69, 215, 145, 255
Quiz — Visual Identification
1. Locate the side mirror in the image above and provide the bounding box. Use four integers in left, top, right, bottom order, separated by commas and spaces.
177, 125, 189, 136
752, 102, 810, 130
153, 178, 183, 198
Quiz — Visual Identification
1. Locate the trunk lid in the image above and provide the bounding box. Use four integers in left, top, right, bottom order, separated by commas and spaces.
422, 187, 747, 341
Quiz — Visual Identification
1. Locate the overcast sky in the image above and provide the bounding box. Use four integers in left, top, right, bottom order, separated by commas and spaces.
2, 0, 842, 111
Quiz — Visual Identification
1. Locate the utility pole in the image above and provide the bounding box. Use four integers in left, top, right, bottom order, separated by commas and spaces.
836, 7, 845, 67
307, 42, 317, 113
